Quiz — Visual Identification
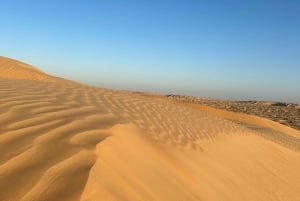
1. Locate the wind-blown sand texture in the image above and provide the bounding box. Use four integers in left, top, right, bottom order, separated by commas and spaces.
165, 94, 300, 130
0, 56, 300, 201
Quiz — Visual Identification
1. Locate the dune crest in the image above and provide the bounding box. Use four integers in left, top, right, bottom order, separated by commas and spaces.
0, 56, 78, 84
0, 56, 299, 201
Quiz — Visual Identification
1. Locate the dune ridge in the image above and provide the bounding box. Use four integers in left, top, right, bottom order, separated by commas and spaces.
0, 56, 79, 84
0, 57, 300, 201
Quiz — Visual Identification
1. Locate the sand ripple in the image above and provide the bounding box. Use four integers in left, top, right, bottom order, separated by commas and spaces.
1, 57, 300, 201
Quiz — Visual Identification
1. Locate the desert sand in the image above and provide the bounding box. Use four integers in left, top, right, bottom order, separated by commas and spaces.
0, 56, 300, 201
165, 94, 300, 130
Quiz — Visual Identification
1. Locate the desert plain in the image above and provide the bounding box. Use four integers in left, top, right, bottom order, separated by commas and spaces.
0, 56, 300, 201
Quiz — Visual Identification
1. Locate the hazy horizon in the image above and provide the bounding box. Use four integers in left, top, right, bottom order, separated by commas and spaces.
1, 0, 299, 103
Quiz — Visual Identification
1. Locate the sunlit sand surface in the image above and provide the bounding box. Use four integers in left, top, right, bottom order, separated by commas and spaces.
0, 56, 299, 201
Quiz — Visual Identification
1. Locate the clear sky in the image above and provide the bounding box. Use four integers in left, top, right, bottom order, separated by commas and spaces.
1, 0, 299, 102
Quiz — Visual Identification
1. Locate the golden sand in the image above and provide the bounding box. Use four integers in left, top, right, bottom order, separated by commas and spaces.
0, 56, 299, 201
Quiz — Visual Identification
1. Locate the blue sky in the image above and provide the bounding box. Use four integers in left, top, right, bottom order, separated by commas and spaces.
1, 0, 299, 102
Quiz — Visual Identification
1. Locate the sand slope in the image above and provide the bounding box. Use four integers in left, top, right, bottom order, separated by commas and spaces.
0, 56, 78, 84
0, 57, 300, 201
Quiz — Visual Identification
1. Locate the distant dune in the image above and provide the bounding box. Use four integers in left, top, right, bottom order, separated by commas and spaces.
0, 56, 78, 84
0, 56, 299, 201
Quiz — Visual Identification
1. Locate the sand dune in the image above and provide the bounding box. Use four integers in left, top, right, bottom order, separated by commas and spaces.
0, 57, 300, 201
0, 56, 78, 84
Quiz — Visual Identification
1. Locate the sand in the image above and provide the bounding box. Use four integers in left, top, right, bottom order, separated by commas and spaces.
0, 56, 299, 201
